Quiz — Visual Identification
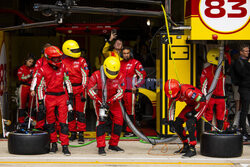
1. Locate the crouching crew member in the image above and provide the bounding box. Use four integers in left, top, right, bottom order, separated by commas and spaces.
17, 55, 35, 125
120, 47, 146, 137
62, 40, 89, 144
164, 79, 206, 157
87, 57, 126, 156
36, 46, 73, 156
200, 49, 227, 131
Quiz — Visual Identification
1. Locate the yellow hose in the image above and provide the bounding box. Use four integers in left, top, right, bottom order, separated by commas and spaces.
161, 4, 180, 81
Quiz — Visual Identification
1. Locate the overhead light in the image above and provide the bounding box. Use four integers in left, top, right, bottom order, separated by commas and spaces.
146, 19, 151, 26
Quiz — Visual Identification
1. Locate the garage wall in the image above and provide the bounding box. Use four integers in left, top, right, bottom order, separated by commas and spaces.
5, 35, 60, 92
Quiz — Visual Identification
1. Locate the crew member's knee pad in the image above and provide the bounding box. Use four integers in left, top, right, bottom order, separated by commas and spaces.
47, 123, 55, 134
68, 110, 75, 122
60, 123, 69, 135
217, 119, 224, 130
186, 117, 196, 130
96, 124, 106, 137
113, 123, 122, 136
174, 117, 184, 130
77, 111, 86, 123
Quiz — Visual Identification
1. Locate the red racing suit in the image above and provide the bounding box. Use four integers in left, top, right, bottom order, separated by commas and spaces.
87, 70, 125, 148
200, 64, 226, 130
31, 57, 48, 129
120, 58, 146, 132
62, 56, 89, 133
36, 63, 72, 146
17, 65, 34, 123
168, 84, 206, 146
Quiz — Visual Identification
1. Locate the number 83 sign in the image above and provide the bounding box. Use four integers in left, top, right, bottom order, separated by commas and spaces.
199, 0, 250, 34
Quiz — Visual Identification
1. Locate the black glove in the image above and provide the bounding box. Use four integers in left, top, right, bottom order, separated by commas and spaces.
80, 92, 86, 102
102, 103, 110, 110
185, 110, 196, 119
169, 120, 175, 133
68, 93, 74, 106
38, 100, 46, 113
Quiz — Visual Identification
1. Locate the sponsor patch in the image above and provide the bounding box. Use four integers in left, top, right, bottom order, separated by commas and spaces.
140, 68, 144, 71
84, 67, 88, 70
56, 72, 62, 76
168, 90, 172, 95
191, 93, 196, 99
73, 61, 80, 65
121, 83, 125, 86
195, 95, 202, 102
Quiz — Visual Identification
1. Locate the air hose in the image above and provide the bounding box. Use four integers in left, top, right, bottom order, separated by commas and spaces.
119, 101, 178, 145
52, 102, 177, 147
56, 136, 160, 147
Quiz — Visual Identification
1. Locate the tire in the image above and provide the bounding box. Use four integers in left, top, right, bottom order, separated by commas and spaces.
200, 131, 243, 158
8, 131, 50, 155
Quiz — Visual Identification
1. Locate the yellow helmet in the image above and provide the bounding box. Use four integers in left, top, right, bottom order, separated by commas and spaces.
103, 57, 120, 79
62, 40, 81, 58
207, 48, 220, 65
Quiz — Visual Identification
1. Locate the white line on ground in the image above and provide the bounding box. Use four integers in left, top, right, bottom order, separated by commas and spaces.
0, 156, 249, 161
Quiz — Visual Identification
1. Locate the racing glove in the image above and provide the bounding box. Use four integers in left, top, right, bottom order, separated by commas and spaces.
185, 110, 197, 119
102, 102, 110, 110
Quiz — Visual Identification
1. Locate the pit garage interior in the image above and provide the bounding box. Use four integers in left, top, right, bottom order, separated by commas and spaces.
0, 0, 191, 137
0, 0, 250, 166
0, 0, 170, 135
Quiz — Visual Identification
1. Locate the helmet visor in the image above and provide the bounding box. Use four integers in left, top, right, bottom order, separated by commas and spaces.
106, 68, 119, 76
51, 57, 62, 63
70, 48, 81, 53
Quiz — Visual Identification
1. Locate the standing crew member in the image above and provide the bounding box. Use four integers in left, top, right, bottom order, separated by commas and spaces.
200, 48, 227, 131
233, 44, 250, 141
102, 30, 123, 60
30, 43, 51, 130
120, 47, 146, 137
87, 57, 126, 156
62, 40, 89, 144
17, 56, 35, 125
164, 79, 206, 157
36, 46, 73, 156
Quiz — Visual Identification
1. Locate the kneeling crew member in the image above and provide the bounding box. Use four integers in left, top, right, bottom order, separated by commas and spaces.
87, 57, 126, 156
165, 79, 206, 157
36, 46, 73, 156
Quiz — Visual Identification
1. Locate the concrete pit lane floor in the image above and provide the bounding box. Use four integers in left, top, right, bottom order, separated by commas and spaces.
0, 138, 250, 167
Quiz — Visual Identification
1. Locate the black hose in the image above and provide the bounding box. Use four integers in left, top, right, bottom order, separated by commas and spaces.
119, 101, 178, 145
